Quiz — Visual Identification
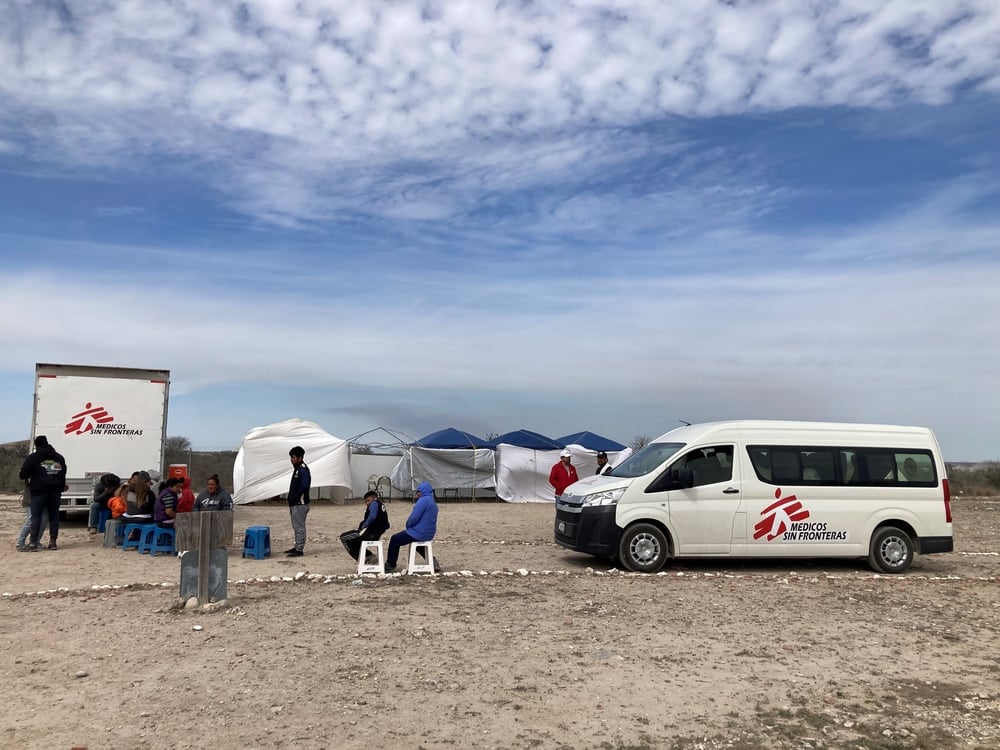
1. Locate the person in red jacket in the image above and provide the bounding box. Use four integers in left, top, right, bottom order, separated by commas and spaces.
176, 476, 196, 514
549, 449, 579, 501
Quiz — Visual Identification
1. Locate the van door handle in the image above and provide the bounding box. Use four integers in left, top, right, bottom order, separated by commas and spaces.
723, 487, 739, 494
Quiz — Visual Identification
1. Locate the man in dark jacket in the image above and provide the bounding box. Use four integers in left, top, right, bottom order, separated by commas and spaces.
285, 445, 311, 557
19, 435, 67, 551
88, 473, 121, 535
340, 490, 390, 561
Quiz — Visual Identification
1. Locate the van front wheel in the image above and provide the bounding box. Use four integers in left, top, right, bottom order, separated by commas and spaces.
618, 524, 669, 573
868, 526, 914, 574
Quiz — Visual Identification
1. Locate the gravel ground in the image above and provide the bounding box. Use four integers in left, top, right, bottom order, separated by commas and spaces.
2, 494, 998, 750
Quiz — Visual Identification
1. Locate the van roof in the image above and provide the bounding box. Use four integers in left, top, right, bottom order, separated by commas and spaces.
654, 420, 936, 447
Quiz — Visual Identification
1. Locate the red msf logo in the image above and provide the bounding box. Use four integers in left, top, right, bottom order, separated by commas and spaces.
754, 488, 810, 541
65, 402, 115, 435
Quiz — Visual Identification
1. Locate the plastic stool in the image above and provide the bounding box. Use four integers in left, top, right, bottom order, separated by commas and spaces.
242, 526, 271, 559
357, 540, 384, 575
97, 508, 112, 533
140, 526, 176, 556
407, 541, 436, 575
121, 523, 147, 551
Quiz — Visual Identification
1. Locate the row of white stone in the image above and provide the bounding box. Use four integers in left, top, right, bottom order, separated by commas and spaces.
5, 568, 990, 599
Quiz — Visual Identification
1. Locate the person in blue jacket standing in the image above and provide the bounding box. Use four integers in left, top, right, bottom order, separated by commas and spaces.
385, 481, 440, 573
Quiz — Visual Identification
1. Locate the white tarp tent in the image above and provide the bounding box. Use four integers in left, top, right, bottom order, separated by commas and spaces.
494, 444, 632, 503
390, 446, 496, 495
233, 418, 351, 505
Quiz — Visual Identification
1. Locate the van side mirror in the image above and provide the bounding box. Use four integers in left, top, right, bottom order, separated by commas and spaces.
645, 466, 695, 494
677, 467, 695, 489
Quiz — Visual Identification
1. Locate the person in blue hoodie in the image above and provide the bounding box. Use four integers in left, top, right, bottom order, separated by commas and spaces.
384, 481, 440, 573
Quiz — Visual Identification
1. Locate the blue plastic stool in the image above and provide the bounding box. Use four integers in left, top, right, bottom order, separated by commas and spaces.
140, 526, 176, 556
97, 508, 112, 533
242, 526, 271, 559
121, 523, 147, 551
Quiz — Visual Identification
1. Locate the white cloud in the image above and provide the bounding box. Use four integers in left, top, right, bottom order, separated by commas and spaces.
2, 1, 998, 222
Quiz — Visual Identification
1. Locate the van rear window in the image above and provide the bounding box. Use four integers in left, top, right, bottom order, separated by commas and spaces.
747, 446, 937, 487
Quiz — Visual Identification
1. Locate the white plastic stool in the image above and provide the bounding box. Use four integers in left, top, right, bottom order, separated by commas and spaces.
407, 541, 436, 575
357, 540, 385, 575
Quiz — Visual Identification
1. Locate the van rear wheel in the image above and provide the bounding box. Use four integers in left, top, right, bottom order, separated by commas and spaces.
868, 526, 914, 574
618, 523, 669, 573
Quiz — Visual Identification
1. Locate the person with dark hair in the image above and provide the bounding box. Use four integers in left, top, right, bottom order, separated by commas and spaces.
19, 435, 67, 551
339, 490, 390, 561
155, 477, 184, 527
88, 473, 122, 535
194, 474, 233, 511
595, 451, 613, 476
285, 446, 311, 557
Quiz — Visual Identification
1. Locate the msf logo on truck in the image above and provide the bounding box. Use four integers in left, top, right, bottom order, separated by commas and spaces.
64, 402, 145, 436
65, 402, 114, 435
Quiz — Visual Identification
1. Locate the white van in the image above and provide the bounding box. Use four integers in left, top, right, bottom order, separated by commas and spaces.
554, 421, 953, 574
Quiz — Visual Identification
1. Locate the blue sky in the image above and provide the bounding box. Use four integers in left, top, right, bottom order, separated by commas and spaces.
1, 1, 999, 459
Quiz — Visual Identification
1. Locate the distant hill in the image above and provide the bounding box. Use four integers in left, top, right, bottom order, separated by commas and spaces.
0, 440, 30, 493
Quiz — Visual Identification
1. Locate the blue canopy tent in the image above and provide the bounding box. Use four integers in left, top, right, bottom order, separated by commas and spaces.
413, 427, 488, 449
485, 429, 563, 450
392, 427, 495, 499
556, 431, 626, 452
488, 429, 564, 502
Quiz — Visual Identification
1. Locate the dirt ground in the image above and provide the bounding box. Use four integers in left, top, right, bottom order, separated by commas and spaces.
1, 494, 998, 750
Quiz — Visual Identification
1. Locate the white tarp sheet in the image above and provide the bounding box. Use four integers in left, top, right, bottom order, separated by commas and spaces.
233, 418, 351, 505
494, 444, 632, 503
390, 447, 496, 491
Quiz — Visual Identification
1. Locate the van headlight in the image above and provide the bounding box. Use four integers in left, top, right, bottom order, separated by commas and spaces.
581, 487, 626, 507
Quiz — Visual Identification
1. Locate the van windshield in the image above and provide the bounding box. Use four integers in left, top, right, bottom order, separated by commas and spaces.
612, 442, 685, 478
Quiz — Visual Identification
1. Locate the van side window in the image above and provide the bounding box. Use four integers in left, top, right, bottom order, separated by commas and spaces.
771, 450, 800, 484
677, 445, 734, 487
749, 448, 771, 481
748, 445, 937, 487
897, 452, 934, 482
840, 450, 859, 485
863, 452, 896, 482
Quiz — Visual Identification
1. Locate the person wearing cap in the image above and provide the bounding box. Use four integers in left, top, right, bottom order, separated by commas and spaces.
595, 451, 613, 476
549, 448, 580, 502
340, 490, 391, 562
18, 435, 68, 551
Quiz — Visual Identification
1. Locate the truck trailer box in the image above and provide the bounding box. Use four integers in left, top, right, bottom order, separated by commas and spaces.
31, 363, 170, 512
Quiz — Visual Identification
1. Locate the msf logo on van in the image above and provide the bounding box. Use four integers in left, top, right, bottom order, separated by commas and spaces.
754, 488, 810, 541
64, 402, 115, 435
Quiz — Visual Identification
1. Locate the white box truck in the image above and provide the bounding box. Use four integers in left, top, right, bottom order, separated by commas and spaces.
29, 363, 170, 512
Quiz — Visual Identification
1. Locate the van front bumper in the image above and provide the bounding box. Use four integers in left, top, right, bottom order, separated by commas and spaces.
554, 503, 620, 558
919, 536, 954, 555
